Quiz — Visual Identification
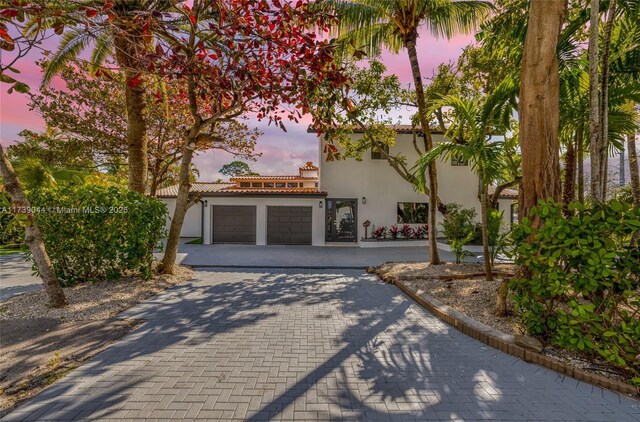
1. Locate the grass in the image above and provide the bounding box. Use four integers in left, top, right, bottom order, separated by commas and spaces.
185, 238, 203, 245
0, 245, 23, 256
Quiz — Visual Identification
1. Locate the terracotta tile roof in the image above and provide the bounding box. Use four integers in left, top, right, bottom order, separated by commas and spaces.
218, 187, 325, 195
489, 186, 519, 199
299, 162, 318, 171
230, 175, 318, 181
156, 182, 234, 197
308, 124, 445, 134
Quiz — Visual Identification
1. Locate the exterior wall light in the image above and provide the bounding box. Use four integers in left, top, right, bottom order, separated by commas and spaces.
362, 197, 366, 204
319, 200, 323, 208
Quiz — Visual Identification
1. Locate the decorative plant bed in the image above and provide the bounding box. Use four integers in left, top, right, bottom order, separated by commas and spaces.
375, 262, 640, 397
359, 238, 428, 248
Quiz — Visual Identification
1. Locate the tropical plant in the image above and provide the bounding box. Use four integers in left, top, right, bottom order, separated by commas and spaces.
439, 203, 476, 264
400, 224, 412, 239
388, 224, 399, 239
510, 200, 640, 384
415, 84, 515, 281
324, 0, 493, 265
36, 0, 179, 193
372, 225, 387, 239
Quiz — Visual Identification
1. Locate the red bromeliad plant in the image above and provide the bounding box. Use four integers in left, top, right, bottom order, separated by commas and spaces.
127, 0, 349, 273
400, 223, 411, 239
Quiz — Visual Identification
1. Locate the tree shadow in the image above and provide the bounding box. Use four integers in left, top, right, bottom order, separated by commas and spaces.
4, 268, 638, 422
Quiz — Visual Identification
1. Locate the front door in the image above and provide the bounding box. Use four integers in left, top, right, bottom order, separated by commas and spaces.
325, 199, 357, 242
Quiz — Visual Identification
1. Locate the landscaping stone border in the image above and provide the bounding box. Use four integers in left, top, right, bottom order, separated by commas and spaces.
388, 276, 640, 399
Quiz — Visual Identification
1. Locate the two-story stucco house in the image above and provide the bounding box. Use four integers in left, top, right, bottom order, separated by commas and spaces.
157, 125, 517, 246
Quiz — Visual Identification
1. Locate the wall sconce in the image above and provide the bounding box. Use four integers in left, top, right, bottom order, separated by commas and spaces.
362, 197, 366, 204
204, 200, 208, 207
319, 200, 323, 208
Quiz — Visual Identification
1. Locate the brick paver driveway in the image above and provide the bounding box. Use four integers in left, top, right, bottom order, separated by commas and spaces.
4, 269, 638, 421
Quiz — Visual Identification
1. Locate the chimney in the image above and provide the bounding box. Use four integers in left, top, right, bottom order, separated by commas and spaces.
306, 161, 313, 167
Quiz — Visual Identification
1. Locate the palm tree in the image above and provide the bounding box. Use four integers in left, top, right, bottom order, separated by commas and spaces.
325, 0, 493, 265
414, 84, 513, 282
37, 1, 175, 194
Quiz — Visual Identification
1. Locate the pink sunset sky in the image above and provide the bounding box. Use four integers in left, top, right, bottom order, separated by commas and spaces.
0, 29, 474, 180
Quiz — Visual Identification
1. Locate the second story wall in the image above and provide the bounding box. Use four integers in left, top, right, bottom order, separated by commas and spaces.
319, 131, 482, 236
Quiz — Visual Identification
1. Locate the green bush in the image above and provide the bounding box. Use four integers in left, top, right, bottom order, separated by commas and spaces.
510, 200, 640, 383
441, 203, 476, 263
0, 211, 23, 247
487, 209, 512, 265
27, 185, 167, 285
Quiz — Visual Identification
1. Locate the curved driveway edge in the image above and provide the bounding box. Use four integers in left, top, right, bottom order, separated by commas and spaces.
3, 269, 638, 421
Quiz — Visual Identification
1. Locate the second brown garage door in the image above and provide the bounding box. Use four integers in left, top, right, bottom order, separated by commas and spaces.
212, 205, 256, 244
267, 206, 312, 245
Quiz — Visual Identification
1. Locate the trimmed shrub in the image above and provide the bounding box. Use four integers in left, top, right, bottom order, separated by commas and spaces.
511, 200, 640, 383
27, 185, 167, 285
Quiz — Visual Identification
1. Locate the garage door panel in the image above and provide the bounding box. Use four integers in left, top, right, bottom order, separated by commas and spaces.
267, 206, 312, 245
213, 205, 256, 244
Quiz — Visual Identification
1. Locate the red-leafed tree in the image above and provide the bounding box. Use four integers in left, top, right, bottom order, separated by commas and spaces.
126, 0, 348, 274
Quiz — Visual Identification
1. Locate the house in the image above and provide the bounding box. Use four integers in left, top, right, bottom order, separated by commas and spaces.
157, 125, 517, 246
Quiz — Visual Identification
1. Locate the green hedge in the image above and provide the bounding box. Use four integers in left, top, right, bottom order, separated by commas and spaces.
28, 185, 167, 285
511, 200, 640, 384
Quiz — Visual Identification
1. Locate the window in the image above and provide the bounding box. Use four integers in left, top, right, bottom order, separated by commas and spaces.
451, 155, 469, 166
240, 182, 250, 188
275, 182, 286, 188
397, 202, 428, 224
287, 182, 298, 188
315, 182, 318, 187
264, 182, 274, 188
251, 182, 263, 188
510, 203, 519, 225
371, 144, 389, 160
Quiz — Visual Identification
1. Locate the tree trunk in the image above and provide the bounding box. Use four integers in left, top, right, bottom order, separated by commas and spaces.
160, 139, 196, 275
599, 0, 617, 200
588, 0, 602, 202
628, 133, 640, 207
562, 131, 577, 215
494, 278, 509, 317
519, 0, 565, 227
405, 35, 441, 265
113, 33, 148, 194
0, 146, 67, 308
480, 184, 493, 281
577, 124, 585, 203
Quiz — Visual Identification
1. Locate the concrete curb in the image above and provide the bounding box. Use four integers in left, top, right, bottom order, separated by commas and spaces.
392, 278, 640, 399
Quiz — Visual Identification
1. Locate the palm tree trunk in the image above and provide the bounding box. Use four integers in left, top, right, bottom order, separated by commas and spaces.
588, 0, 602, 202
562, 132, 577, 215
599, 0, 617, 200
405, 34, 440, 265
113, 33, 148, 194
577, 123, 585, 203
0, 146, 67, 308
519, 0, 565, 227
628, 133, 640, 207
480, 183, 493, 281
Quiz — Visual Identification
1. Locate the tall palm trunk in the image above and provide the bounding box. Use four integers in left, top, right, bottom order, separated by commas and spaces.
480, 183, 492, 281
629, 133, 640, 207
405, 33, 440, 265
0, 146, 67, 308
588, 0, 602, 202
599, 0, 617, 200
562, 132, 577, 215
577, 123, 585, 203
113, 33, 148, 194
519, 0, 565, 227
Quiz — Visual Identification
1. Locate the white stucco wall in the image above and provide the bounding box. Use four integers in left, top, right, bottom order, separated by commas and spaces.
319, 132, 513, 239
162, 198, 203, 238
200, 196, 325, 246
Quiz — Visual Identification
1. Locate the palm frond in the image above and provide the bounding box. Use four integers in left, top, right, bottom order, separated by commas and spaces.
42, 27, 96, 87
89, 33, 113, 74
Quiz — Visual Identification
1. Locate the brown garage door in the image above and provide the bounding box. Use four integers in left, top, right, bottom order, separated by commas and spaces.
212, 205, 256, 244
267, 206, 312, 245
